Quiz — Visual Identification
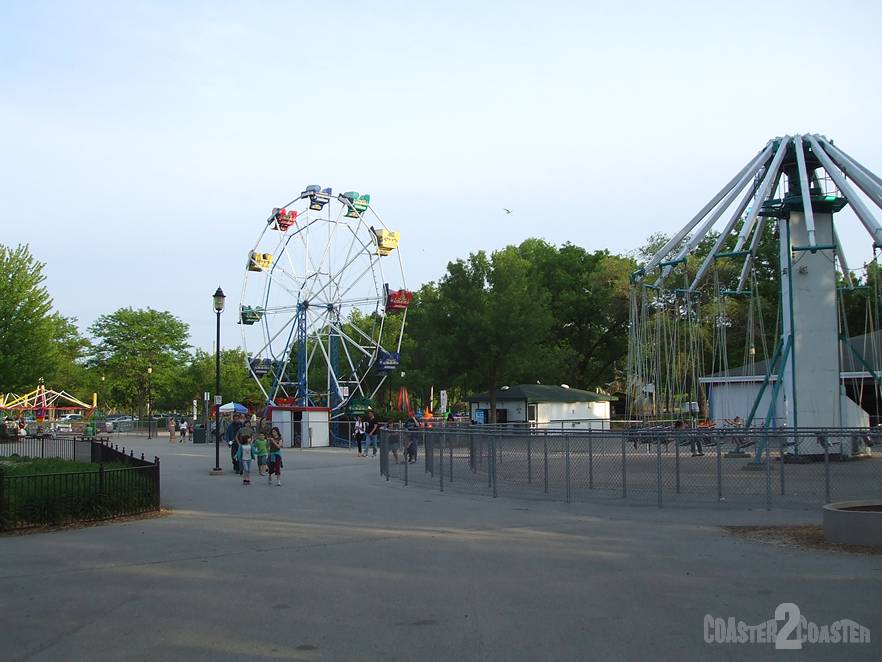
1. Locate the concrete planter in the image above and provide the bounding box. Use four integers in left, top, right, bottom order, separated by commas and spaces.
822, 501, 882, 547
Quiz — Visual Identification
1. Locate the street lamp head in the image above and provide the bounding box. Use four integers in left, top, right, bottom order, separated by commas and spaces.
147, 366, 153, 375
213, 286, 226, 313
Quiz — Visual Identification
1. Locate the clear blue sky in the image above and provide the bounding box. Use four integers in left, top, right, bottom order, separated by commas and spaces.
2, 0, 882, 350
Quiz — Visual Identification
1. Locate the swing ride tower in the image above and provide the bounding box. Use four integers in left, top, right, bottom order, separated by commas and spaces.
629, 134, 882, 455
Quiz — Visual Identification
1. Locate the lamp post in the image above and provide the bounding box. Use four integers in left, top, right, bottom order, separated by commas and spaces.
146, 367, 153, 438
212, 286, 226, 474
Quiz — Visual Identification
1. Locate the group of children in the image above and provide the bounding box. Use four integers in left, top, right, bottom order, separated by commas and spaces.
232, 425, 285, 486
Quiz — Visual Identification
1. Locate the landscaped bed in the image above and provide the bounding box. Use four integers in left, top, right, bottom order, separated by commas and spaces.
0, 455, 159, 530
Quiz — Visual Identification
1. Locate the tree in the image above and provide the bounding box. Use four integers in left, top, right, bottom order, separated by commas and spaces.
88, 308, 190, 413
0, 244, 57, 393
45, 313, 94, 401
175, 348, 267, 412
408, 247, 555, 422
516, 239, 635, 389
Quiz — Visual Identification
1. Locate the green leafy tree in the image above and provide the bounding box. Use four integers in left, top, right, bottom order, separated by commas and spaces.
174, 348, 268, 412
408, 247, 555, 421
88, 308, 190, 414
45, 314, 94, 402
516, 239, 635, 388
0, 244, 57, 393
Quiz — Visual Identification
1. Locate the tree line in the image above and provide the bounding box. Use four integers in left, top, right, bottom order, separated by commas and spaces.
3, 234, 877, 419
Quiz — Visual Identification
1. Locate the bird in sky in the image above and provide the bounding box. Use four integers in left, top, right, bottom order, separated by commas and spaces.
503, 208, 512, 214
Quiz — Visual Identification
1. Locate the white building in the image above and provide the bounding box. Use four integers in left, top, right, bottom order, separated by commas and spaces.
700, 331, 881, 428
467, 384, 614, 430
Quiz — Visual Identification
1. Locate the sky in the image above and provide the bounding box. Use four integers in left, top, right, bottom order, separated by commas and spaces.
2, 0, 882, 353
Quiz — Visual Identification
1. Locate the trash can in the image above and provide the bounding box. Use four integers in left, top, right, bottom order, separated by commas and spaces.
193, 427, 207, 444
84, 423, 97, 437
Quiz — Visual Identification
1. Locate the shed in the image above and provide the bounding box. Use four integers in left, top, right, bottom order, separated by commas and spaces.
466, 384, 615, 430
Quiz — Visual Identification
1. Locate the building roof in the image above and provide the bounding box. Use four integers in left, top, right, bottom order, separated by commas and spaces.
466, 384, 616, 403
701, 330, 882, 383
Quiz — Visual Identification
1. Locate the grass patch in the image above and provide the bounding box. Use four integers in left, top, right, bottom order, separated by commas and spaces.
0, 456, 131, 476
0, 456, 159, 531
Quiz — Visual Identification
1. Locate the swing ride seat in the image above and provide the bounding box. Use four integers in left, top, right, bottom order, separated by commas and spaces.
626, 426, 672, 452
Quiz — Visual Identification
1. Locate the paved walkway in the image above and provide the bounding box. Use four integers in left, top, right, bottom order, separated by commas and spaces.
2, 437, 880, 661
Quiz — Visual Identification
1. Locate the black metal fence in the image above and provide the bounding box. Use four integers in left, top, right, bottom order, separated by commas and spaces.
380, 427, 882, 509
0, 436, 161, 531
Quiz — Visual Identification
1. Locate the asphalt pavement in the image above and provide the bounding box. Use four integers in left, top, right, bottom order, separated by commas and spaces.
2, 436, 880, 661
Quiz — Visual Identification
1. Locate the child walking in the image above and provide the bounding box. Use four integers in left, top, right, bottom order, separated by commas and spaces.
254, 430, 269, 476
236, 433, 257, 485
267, 427, 283, 486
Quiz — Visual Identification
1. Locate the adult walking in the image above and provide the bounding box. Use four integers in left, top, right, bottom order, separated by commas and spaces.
167, 417, 177, 444
354, 416, 365, 456
225, 413, 243, 474
179, 418, 188, 444
365, 410, 381, 457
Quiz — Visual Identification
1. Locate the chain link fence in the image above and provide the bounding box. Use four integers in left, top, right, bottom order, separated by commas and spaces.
379, 427, 882, 508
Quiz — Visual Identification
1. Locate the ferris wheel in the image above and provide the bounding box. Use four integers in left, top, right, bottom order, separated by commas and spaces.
239, 186, 410, 417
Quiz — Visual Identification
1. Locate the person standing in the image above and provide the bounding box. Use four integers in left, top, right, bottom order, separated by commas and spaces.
254, 429, 269, 476
167, 417, 177, 444
236, 433, 256, 485
365, 410, 381, 457
354, 416, 365, 456
179, 418, 188, 444
267, 427, 284, 486
226, 414, 243, 474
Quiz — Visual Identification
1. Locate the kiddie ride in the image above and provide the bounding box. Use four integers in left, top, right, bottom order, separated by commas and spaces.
0, 379, 97, 436
239, 185, 409, 446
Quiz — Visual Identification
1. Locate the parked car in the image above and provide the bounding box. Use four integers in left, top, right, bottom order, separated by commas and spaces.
59, 414, 84, 422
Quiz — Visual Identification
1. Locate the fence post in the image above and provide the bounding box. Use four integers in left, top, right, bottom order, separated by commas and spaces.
565, 434, 571, 504
98, 464, 105, 505
675, 433, 681, 493
404, 448, 409, 487
656, 431, 663, 508
527, 435, 532, 484
588, 433, 594, 490
439, 439, 444, 493
426, 433, 435, 478
621, 436, 627, 499
492, 434, 497, 498
449, 445, 453, 484
765, 433, 772, 511
41, 436, 45, 459
154, 457, 161, 510
543, 434, 548, 494
779, 433, 785, 496
822, 434, 830, 503
716, 434, 723, 501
